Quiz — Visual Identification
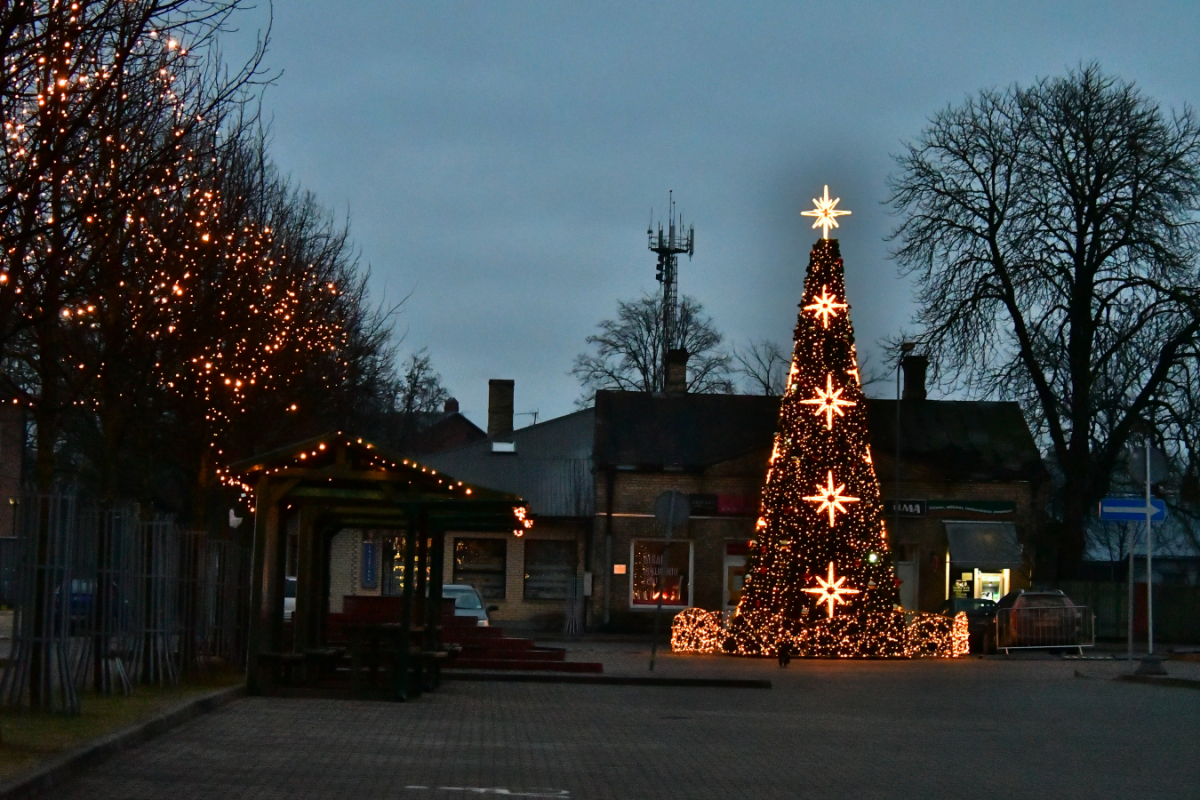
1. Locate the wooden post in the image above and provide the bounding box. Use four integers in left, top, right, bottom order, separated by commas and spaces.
427, 524, 445, 650
246, 482, 276, 694
294, 506, 316, 652
397, 510, 418, 700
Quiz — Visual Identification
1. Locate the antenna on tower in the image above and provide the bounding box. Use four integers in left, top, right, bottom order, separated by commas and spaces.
648, 191, 695, 389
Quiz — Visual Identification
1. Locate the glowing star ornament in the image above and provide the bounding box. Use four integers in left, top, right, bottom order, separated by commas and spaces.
799, 373, 856, 429
803, 561, 861, 618
802, 285, 848, 328
803, 470, 860, 526
801, 185, 851, 239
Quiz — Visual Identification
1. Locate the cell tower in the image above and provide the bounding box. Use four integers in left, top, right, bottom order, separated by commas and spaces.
648, 190, 694, 386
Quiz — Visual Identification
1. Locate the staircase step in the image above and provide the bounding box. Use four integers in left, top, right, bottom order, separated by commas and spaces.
460, 648, 565, 662
450, 658, 603, 673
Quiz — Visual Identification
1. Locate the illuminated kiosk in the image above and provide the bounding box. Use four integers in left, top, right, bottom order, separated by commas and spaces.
671, 187, 967, 658
228, 433, 531, 697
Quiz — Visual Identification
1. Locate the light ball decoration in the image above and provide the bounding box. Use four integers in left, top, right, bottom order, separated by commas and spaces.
671, 193, 964, 659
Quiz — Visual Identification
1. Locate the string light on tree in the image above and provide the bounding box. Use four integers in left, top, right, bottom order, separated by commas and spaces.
803, 471, 860, 527
800, 373, 856, 429
802, 286, 848, 328
671, 183, 967, 659
803, 561, 860, 618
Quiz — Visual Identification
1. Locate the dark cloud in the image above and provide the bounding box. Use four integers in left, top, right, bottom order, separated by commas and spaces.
238, 0, 1200, 423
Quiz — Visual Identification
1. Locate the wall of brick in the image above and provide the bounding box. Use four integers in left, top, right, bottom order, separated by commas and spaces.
442, 521, 587, 631
589, 452, 1044, 626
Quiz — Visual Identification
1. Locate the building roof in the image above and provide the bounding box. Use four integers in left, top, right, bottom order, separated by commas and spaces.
420, 408, 595, 518
593, 391, 1045, 482
593, 392, 780, 471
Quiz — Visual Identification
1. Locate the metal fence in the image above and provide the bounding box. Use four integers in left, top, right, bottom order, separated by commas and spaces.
995, 606, 1095, 654
0, 494, 250, 714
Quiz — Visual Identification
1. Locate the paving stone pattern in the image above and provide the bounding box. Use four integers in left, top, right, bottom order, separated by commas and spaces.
46, 652, 1200, 800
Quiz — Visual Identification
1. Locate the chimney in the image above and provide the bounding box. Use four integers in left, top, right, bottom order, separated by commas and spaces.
665, 348, 689, 394
443, 397, 459, 414
487, 379, 514, 437
901, 355, 928, 400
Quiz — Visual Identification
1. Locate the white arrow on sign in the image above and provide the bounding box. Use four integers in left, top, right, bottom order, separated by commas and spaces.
1098, 498, 1166, 522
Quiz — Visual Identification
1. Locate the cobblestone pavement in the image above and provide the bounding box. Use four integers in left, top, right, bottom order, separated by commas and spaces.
45, 651, 1200, 800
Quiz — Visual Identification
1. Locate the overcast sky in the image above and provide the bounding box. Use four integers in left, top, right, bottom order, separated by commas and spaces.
232, 1, 1200, 428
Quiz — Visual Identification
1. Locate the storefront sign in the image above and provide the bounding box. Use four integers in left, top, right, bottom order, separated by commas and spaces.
688, 494, 757, 516
884, 500, 928, 517
630, 540, 692, 608
928, 500, 1016, 516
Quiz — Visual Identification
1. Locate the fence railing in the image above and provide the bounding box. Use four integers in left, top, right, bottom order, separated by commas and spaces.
995, 606, 1095, 654
0, 493, 250, 714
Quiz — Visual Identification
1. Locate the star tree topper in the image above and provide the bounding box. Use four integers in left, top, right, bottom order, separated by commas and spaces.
801, 184, 851, 239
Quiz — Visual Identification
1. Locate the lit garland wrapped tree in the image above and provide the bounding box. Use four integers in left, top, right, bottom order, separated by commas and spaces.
672, 186, 967, 658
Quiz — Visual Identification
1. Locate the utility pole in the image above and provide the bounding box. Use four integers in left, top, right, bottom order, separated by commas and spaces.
893, 342, 916, 558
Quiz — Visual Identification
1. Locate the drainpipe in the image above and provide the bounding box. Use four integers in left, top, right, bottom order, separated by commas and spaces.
603, 466, 615, 627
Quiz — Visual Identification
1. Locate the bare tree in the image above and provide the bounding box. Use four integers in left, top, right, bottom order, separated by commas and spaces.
733, 338, 787, 396
572, 293, 732, 403
888, 64, 1200, 574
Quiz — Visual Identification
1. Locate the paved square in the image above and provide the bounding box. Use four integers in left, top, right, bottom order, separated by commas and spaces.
45, 651, 1200, 800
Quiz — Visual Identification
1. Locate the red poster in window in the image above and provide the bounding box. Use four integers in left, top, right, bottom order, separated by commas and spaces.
630, 541, 691, 607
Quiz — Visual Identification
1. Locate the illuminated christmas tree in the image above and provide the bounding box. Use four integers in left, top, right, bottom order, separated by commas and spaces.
724, 186, 905, 657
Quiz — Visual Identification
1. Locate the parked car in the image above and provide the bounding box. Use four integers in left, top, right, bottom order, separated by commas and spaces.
983, 589, 1087, 654
938, 597, 997, 653
442, 583, 498, 627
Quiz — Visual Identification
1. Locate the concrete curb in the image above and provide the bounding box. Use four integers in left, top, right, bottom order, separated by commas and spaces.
0, 684, 245, 800
445, 672, 771, 688
1116, 675, 1200, 690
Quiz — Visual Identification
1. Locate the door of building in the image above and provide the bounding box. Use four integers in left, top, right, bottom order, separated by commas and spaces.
974, 569, 1007, 601
723, 555, 745, 614
896, 560, 918, 610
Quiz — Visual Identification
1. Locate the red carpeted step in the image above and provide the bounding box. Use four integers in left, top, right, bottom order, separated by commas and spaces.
460, 647, 565, 661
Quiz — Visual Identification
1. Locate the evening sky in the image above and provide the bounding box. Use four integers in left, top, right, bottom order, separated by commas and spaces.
233, 1, 1200, 425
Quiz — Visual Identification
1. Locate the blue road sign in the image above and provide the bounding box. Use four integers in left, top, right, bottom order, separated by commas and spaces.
1098, 497, 1166, 522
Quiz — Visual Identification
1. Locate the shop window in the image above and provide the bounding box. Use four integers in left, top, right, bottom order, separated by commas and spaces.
629, 539, 692, 609
454, 537, 506, 600
381, 534, 409, 596
523, 540, 577, 600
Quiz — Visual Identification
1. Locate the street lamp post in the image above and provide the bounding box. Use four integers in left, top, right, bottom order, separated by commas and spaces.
894, 342, 916, 560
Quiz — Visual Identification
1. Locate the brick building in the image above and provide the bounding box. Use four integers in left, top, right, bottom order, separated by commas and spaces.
588, 363, 1047, 629
325, 365, 1046, 632
325, 381, 592, 631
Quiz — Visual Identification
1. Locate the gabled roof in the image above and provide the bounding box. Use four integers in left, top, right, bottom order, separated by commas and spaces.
224, 432, 528, 531
593, 391, 1046, 482
593, 392, 780, 470
421, 409, 595, 518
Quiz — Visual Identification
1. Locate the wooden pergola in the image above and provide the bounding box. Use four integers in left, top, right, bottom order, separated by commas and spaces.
228, 432, 528, 696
